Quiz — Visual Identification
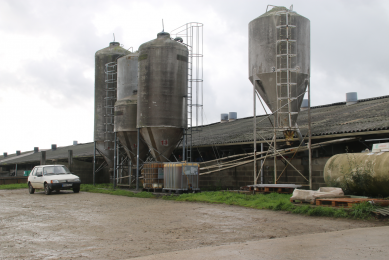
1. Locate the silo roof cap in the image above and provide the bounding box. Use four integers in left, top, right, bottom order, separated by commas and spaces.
260, 6, 288, 17
109, 42, 120, 46
157, 32, 170, 38
257, 6, 305, 19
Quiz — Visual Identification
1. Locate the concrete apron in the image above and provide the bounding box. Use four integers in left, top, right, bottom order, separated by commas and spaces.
132, 226, 389, 260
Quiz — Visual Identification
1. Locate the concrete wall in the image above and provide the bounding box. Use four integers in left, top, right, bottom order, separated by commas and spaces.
16, 170, 25, 177
199, 156, 330, 190
1, 159, 110, 184
51, 159, 110, 184
0, 177, 28, 185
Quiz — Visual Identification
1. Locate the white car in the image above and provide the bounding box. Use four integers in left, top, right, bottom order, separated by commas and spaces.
27, 165, 81, 195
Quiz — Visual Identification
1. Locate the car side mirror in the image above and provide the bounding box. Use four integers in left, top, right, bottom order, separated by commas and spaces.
37, 174, 42, 177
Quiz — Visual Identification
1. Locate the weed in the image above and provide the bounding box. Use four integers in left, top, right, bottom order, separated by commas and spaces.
306, 206, 345, 217
333, 209, 349, 218
163, 192, 356, 219
349, 202, 378, 219
163, 191, 292, 210
292, 205, 311, 214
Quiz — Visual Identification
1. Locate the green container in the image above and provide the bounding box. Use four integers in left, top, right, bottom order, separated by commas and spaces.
23, 170, 31, 176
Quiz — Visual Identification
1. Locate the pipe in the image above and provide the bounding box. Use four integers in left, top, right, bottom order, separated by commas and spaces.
116, 133, 119, 187
113, 132, 117, 189
182, 128, 186, 161
253, 80, 257, 185
295, 124, 306, 146
93, 141, 96, 186
129, 159, 132, 188
307, 79, 312, 189
136, 128, 140, 190
200, 138, 354, 175
274, 125, 277, 184
261, 143, 264, 184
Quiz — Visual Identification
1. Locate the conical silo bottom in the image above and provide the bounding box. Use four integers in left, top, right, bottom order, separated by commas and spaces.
95, 141, 114, 170
117, 131, 149, 164
251, 72, 308, 128
140, 127, 183, 162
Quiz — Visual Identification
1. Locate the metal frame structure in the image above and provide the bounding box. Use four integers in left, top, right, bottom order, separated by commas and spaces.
170, 22, 204, 162
94, 24, 204, 188
93, 61, 118, 185
94, 60, 136, 187
92, 145, 108, 186
252, 6, 312, 189
113, 134, 133, 189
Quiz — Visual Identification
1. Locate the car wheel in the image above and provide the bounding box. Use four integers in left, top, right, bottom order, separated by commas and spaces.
73, 187, 80, 193
44, 183, 52, 195
28, 183, 35, 194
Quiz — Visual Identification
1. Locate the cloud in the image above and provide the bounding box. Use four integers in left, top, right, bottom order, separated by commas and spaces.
1, 0, 389, 153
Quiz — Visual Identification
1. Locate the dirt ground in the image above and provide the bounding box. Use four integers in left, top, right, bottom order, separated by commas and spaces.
0, 189, 387, 259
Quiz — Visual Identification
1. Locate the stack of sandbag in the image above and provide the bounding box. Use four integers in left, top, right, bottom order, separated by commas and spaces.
290, 187, 344, 203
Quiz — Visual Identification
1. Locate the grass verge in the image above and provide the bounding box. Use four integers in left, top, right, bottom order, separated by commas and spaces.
0, 183, 154, 199
0, 183, 28, 190
80, 184, 155, 198
0, 183, 379, 219
163, 191, 380, 220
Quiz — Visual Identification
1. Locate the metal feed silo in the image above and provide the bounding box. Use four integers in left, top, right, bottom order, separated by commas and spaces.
249, 6, 310, 129
137, 32, 188, 162
114, 53, 149, 164
95, 42, 130, 169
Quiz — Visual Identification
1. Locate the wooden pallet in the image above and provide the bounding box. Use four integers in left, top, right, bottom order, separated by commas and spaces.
290, 196, 350, 204
316, 198, 389, 208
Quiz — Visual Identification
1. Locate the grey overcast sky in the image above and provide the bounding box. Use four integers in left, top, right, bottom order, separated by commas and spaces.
1, 0, 388, 154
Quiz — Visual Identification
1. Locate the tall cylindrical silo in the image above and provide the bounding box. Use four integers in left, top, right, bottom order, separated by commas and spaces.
137, 32, 188, 162
249, 6, 310, 129
95, 42, 130, 169
114, 53, 149, 164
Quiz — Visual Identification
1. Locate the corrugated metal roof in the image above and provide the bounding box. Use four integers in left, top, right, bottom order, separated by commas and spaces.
373, 207, 389, 217
0, 150, 35, 162
190, 95, 389, 146
2, 95, 388, 164
0, 143, 95, 165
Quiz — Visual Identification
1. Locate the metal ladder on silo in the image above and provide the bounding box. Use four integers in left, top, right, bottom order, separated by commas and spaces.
104, 62, 117, 151
187, 23, 204, 162
187, 26, 193, 162
170, 23, 204, 162
275, 9, 298, 130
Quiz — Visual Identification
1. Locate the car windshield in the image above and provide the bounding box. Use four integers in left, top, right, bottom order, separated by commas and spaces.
43, 166, 71, 175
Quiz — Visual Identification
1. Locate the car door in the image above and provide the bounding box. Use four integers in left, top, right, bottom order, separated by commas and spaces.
29, 168, 37, 187
34, 167, 44, 189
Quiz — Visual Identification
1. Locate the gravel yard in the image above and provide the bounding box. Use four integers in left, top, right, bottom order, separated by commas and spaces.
0, 189, 386, 259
